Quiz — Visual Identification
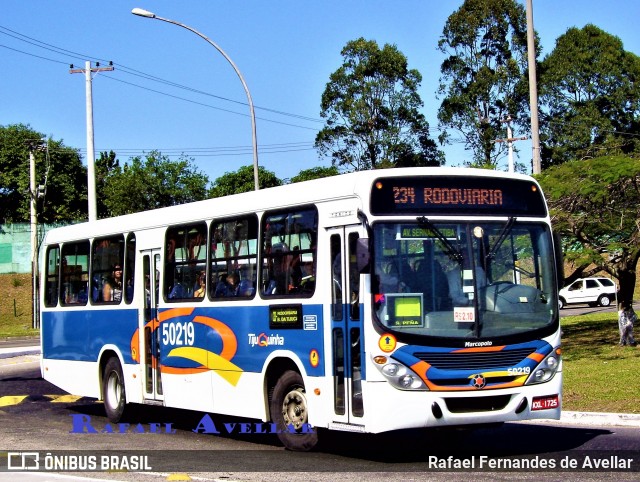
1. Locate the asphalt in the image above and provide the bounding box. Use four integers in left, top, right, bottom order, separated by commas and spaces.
1, 338, 639, 429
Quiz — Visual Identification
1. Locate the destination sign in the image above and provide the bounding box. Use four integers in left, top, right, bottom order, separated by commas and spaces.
269, 304, 303, 329
370, 176, 547, 217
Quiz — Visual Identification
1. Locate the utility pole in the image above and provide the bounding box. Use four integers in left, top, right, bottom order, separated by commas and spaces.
26, 140, 45, 329
526, 0, 542, 174
70, 61, 114, 221
496, 116, 528, 173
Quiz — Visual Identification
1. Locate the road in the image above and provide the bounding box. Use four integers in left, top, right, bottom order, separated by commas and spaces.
0, 356, 639, 481
559, 301, 640, 317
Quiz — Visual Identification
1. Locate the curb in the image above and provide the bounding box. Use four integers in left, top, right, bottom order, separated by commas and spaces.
0, 336, 39, 343
559, 410, 640, 428
0, 346, 40, 360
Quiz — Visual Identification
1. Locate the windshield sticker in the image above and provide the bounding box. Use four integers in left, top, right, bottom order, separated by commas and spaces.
454, 307, 475, 323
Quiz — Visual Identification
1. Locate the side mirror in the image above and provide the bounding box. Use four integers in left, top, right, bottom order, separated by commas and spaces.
553, 231, 564, 289
356, 238, 371, 274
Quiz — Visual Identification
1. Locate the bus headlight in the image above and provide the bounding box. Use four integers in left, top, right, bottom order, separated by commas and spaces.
375, 361, 427, 391
382, 363, 399, 376
525, 348, 561, 385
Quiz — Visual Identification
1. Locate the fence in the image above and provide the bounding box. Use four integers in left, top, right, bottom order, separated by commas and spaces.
0, 223, 63, 274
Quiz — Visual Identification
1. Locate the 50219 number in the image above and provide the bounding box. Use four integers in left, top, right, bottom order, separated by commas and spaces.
161, 322, 195, 346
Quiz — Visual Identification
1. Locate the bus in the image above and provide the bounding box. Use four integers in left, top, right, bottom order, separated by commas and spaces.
40, 167, 563, 451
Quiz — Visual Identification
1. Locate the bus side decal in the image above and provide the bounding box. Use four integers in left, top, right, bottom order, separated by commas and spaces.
129, 307, 244, 385
165, 346, 242, 386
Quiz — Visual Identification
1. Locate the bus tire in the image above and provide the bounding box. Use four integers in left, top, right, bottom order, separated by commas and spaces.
102, 357, 127, 423
269, 370, 318, 451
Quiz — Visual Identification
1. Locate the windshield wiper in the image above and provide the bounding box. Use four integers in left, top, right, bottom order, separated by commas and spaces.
416, 217, 462, 264
486, 217, 516, 262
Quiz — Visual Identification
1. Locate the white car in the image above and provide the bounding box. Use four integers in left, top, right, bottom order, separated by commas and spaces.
558, 277, 617, 309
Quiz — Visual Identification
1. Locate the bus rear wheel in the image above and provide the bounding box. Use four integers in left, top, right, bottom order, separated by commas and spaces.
270, 370, 318, 451
103, 357, 127, 423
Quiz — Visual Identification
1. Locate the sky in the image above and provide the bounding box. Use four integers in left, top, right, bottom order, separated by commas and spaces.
1, 1, 639, 185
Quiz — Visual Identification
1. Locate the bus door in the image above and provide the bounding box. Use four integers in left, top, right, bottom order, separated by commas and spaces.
328, 226, 364, 425
141, 249, 163, 402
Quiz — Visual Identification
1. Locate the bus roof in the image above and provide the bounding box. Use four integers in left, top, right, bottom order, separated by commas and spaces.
42, 167, 540, 244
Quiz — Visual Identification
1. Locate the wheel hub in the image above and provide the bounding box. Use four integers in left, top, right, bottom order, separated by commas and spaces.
282, 388, 308, 430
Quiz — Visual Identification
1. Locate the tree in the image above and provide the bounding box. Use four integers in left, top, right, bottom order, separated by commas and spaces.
536, 156, 640, 308
437, 0, 532, 169
0, 123, 87, 223
95, 150, 120, 219
538, 25, 640, 167
101, 151, 209, 216
315, 38, 443, 172
209, 165, 281, 198
290, 166, 339, 183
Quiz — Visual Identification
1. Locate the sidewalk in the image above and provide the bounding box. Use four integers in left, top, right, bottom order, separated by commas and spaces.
1, 340, 639, 428
0, 336, 40, 360
0, 346, 40, 359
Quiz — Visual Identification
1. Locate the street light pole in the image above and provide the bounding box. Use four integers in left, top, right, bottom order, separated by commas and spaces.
132, 8, 260, 191
70, 61, 114, 221
526, 0, 541, 174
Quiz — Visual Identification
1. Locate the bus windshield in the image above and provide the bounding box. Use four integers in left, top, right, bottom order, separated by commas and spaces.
372, 220, 558, 340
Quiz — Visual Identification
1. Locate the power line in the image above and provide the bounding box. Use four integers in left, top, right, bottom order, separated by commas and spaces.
102, 75, 319, 131
111, 63, 323, 123
45, 142, 317, 157
0, 43, 70, 65
0, 24, 468, 139
0, 24, 324, 127
0, 25, 92, 62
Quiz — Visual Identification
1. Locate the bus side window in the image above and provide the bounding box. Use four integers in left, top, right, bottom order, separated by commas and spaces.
60, 240, 90, 306
125, 233, 136, 304
91, 235, 125, 304
210, 215, 258, 300
260, 206, 318, 297
165, 223, 207, 302
44, 245, 60, 307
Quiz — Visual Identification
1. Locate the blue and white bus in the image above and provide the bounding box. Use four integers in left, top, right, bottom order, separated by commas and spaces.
40, 167, 563, 451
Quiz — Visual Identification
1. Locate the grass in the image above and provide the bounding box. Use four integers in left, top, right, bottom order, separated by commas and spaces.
0, 273, 37, 337
0, 274, 638, 413
561, 312, 639, 413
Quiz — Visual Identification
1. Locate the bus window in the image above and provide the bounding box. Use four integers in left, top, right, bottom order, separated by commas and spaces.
60, 241, 90, 306
330, 235, 342, 320
44, 245, 60, 307
125, 233, 136, 304
91, 235, 125, 304
210, 215, 258, 299
348, 232, 361, 321
261, 207, 318, 297
165, 223, 207, 301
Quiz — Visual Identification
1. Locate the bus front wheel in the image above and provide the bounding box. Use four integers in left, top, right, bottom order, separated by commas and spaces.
102, 357, 127, 423
270, 370, 318, 451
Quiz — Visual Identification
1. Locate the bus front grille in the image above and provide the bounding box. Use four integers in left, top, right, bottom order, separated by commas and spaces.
414, 348, 535, 370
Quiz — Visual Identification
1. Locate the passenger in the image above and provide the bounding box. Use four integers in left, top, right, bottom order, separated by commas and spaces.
215, 272, 240, 297
193, 271, 206, 298
377, 261, 408, 293
102, 265, 123, 302
445, 262, 486, 307
413, 258, 449, 311
225, 272, 239, 296
289, 246, 303, 291
268, 243, 289, 294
